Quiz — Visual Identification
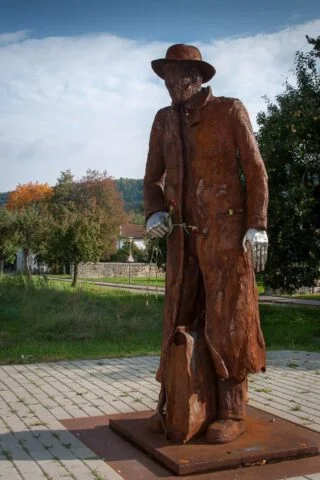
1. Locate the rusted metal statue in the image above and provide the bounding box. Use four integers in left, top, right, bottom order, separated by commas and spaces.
144, 44, 268, 444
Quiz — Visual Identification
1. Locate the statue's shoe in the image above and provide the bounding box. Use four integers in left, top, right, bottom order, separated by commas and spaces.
206, 419, 245, 444
147, 412, 164, 433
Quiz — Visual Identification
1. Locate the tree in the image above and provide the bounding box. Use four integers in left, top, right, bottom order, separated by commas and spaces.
51, 170, 75, 205
0, 208, 18, 273
127, 210, 145, 225
6, 182, 53, 277
15, 205, 51, 278
116, 178, 143, 212
47, 169, 126, 285
110, 238, 147, 263
7, 182, 53, 210
75, 170, 126, 260
48, 207, 105, 286
257, 36, 320, 293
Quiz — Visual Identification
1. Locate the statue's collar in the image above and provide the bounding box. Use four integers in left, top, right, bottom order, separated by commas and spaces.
172, 86, 213, 116
183, 86, 212, 115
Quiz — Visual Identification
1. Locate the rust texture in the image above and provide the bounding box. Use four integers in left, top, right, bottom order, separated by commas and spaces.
144, 44, 269, 443
108, 408, 320, 476
164, 327, 217, 443
62, 411, 320, 480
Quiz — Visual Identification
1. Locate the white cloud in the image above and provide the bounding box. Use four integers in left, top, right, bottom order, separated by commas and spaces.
0, 20, 319, 191
0, 30, 30, 45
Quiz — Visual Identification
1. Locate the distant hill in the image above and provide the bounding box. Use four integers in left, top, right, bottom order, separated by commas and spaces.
116, 178, 143, 212
0, 192, 9, 207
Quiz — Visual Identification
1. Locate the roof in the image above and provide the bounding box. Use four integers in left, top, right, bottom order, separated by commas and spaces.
120, 223, 146, 239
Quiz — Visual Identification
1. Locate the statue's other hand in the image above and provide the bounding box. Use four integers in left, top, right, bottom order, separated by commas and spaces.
242, 228, 268, 272
146, 211, 172, 238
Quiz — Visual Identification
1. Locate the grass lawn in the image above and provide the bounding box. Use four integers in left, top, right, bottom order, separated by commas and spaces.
0, 275, 163, 364
292, 293, 320, 300
84, 276, 165, 287
261, 304, 320, 351
52, 275, 266, 293
0, 275, 319, 364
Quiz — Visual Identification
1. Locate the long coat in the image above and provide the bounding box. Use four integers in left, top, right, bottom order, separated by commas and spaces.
144, 88, 268, 382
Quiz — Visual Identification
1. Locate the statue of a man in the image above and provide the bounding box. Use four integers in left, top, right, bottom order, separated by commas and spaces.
144, 44, 268, 444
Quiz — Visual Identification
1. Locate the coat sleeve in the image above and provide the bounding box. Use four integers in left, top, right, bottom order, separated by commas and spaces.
232, 100, 268, 230
143, 109, 167, 221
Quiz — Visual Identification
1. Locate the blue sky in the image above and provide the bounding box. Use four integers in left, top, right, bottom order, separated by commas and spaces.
0, 1, 319, 190
1, 0, 319, 41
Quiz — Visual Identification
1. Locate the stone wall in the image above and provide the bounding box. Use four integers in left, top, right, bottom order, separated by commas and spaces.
75, 262, 165, 278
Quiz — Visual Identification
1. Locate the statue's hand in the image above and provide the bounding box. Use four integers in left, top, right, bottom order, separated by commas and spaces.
242, 228, 268, 272
146, 211, 172, 238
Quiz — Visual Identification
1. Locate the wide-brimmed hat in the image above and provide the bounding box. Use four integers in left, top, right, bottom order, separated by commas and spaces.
151, 44, 216, 83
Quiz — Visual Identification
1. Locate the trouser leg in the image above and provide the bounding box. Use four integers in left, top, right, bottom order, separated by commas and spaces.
176, 234, 205, 327
206, 377, 247, 443
218, 377, 247, 420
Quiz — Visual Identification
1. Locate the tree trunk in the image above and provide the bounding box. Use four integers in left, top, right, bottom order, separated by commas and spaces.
24, 249, 32, 279
72, 261, 78, 287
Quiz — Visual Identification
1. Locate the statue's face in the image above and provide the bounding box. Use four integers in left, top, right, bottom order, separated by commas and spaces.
163, 63, 202, 104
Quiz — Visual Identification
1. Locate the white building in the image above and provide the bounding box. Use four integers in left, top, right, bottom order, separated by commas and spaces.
118, 223, 146, 250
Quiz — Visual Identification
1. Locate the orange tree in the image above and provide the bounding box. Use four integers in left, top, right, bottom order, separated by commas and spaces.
7, 182, 53, 210
6, 182, 53, 277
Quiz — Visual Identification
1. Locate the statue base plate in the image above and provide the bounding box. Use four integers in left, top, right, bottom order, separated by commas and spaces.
109, 406, 319, 476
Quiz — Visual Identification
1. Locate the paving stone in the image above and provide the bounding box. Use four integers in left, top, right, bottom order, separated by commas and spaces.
286, 477, 314, 480
48, 406, 72, 419
58, 458, 94, 474
35, 458, 71, 478
12, 459, 44, 478
80, 406, 105, 417
54, 477, 75, 480
72, 446, 98, 460
1, 351, 320, 480
83, 459, 124, 479
0, 469, 24, 480
97, 403, 120, 415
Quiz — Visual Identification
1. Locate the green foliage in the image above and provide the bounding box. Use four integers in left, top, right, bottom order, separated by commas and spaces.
257, 36, 320, 293
15, 205, 51, 278
51, 169, 75, 204
116, 178, 143, 212
48, 169, 126, 285
109, 238, 146, 263
49, 207, 103, 261
0, 208, 18, 268
1, 172, 145, 280
76, 170, 126, 259
53, 173, 143, 215
127, 210, 145, 225
144, 236, 167, 271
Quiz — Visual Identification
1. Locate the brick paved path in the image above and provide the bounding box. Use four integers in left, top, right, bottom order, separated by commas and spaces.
0, 351, 319, 479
